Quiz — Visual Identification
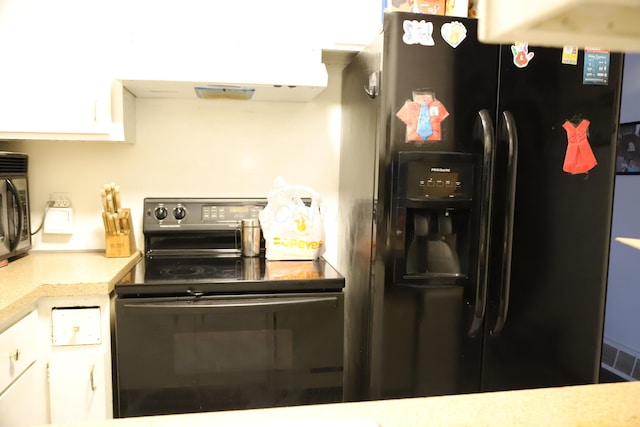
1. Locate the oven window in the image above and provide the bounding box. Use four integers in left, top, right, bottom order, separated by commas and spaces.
174, 329, 293, 374
114, 293, 344, 418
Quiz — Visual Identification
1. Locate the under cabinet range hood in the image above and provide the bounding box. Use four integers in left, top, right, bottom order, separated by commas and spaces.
120, 54, 329, 103
478, 0, 640, 53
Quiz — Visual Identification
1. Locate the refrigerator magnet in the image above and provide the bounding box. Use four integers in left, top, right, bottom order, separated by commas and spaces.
511, 42, 534, 68
396, 90, 450, 142
441, 21, 467, 48
583, 48, 610, 85
562, 119, 597, 174
402, 20, 435, 46
561, 46, 578, 65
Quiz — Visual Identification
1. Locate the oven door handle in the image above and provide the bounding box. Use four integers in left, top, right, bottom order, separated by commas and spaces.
122, 295, 341, 311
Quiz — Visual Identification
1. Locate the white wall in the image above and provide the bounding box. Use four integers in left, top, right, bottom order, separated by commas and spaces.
619, 54, 640, 124
0, 63, 345, 266
607, 177, 640, 349
605, 53, 640, 353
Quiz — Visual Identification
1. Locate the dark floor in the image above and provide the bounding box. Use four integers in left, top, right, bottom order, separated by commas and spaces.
599, 367, 628, 383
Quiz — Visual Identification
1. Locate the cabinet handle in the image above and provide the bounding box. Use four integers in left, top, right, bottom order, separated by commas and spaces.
90, 364, 97, 391
9, 349, 20, 361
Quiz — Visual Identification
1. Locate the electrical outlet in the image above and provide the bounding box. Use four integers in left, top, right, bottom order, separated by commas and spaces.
44, 207, 73, 234
50, 192, 71, 208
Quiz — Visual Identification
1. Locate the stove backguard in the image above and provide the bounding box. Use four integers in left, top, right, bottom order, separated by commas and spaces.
142, 198, 267, 257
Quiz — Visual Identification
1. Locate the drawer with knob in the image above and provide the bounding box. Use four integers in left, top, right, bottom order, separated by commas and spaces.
0, 310, 38, 395
51, 306, 101, 346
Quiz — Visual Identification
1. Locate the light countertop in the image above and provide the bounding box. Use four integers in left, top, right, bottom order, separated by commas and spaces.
39, 381, 640, 427
615, 237, 640, 251
0, 251, 141, 329
4, 251, 638, 427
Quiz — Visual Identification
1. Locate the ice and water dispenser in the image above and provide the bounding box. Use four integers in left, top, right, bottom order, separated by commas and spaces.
393, 151, 475, 286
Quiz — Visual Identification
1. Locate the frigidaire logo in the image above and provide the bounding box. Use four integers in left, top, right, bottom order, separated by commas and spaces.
431, 167, 451, 172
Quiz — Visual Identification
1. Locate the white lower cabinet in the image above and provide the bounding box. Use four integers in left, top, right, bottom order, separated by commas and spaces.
39, 296, 113, 424
0, 361, 49, 427
0, 310, 49, 427
49, 350, 108, 421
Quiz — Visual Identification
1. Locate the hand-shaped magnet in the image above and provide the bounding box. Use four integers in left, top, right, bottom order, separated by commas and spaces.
511, 42, 535, 68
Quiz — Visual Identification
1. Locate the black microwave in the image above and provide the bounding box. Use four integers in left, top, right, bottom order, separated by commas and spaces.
0, 152, 31, 262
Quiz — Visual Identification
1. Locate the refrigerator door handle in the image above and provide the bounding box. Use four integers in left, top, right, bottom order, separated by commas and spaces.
469, 109, 496, 337
490, 110, 519, 337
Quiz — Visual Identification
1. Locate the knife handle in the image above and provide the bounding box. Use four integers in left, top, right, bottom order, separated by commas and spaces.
112, 213, 121, 234
113, 186, 121, 212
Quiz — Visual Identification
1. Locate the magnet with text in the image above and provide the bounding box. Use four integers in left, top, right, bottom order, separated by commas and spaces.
441, 21, 467, 48
583, 48, 610, 85
402, 20, 435, 46
562, 46, 578, 65
511, 42, 534, 68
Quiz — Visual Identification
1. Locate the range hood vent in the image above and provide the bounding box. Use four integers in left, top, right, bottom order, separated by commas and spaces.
194, 86, 255, 100
119, 53, 328, 103
478, 0, 640, 53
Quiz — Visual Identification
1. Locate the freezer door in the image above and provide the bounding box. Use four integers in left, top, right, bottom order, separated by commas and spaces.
371, 13, 501, 400
382, 13, 500, 154
482, 45, 623, 391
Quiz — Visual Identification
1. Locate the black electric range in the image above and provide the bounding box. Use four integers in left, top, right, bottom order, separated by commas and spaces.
114, 197, 344, 297
116, 254, 345, 296
112, 198, 346, 418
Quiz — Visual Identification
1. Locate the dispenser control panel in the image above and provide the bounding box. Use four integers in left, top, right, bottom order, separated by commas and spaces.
399, 152, 474, 201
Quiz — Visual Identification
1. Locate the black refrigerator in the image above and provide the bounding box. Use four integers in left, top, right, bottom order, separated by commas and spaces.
337, 12, 623, 402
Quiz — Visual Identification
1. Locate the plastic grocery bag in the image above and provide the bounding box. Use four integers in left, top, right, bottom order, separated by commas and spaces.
258, 178, 326, 261
265, 260, 323, 280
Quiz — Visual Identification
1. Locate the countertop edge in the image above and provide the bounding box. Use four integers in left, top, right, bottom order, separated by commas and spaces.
34, 381, 640, 427
0, 251, 141, 329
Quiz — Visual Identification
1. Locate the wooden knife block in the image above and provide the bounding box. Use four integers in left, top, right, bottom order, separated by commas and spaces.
104, 209, 137, 258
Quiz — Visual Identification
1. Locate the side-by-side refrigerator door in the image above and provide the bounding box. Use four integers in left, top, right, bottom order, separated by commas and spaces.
374, 12, 500, 400
481, 44, 623, 391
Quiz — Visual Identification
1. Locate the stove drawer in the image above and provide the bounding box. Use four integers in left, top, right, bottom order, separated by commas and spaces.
114, 292, 344, 418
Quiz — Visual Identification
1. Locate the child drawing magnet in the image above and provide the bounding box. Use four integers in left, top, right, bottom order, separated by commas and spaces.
402, 20, 435, 46
441, 21, 467, 48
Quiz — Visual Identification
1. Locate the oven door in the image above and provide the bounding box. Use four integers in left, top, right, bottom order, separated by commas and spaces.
114, 292, 344, 418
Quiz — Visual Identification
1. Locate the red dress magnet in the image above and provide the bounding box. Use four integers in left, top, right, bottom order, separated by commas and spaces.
562, 119, 597, 174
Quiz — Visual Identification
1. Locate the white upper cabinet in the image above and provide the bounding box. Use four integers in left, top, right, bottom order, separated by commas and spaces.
0, 0, 135, 141
0, 0, 383, 123
320, 0, 384, 51
114, 0, 333, 102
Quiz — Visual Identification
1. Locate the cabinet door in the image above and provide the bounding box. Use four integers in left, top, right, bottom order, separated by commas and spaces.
0, 0, 129, 140
321, 0, 383, 49
0, 75, 112, 136
49, 350, 108, 423
0, 361, 49, 427
0, 311, 39, 394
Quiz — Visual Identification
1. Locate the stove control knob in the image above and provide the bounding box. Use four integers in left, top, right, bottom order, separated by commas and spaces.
173, 205, 187, 220
154, 206, 168, 221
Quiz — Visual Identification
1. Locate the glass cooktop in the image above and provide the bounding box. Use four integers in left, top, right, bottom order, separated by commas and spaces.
115, 256, 345, 297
